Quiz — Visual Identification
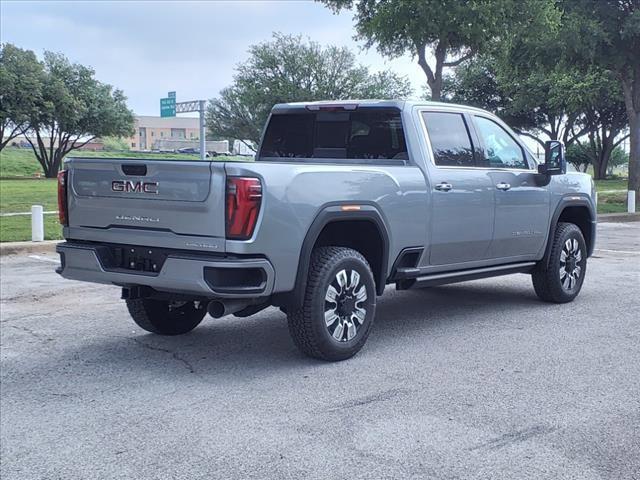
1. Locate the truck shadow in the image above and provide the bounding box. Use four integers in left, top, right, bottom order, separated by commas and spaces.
40, 281, 550, 379
5, 280, 557, 386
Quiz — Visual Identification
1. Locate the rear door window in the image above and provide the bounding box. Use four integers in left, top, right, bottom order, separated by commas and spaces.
422, 112, 476, 167
259, 108, 408, 163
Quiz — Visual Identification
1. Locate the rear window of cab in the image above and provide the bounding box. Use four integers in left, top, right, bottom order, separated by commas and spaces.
258, 107, 408, 164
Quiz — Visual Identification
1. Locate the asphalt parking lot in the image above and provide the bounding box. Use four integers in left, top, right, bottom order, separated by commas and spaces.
1, 222, 639, 480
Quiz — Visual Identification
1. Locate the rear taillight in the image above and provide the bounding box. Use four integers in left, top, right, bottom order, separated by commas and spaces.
225, 177, 262, 240
57, 170, 68, 226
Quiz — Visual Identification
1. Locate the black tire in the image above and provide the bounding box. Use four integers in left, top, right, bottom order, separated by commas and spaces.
532, 222, 587, 303
126, 298, 206, 335
287, 247, 376, 361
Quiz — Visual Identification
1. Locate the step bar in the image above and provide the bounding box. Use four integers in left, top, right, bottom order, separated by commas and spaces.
396, 262, 536, 290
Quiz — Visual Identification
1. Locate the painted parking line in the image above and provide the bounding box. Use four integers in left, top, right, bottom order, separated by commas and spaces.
28, 254, 60, 264
594, 248, 640, 255
0, 211, 58, 217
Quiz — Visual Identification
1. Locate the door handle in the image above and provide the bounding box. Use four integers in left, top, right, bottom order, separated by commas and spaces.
496, 182, 511, 191
435, 182, 453, 192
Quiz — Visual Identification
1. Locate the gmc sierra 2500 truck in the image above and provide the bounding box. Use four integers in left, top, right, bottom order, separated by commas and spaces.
56, 100, 596, 361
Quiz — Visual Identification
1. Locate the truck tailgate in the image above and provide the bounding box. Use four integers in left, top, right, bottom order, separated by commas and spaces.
66, 158, 226, 246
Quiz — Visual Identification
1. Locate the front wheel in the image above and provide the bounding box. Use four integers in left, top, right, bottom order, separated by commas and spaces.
126, 298, 206, 335
532, 222, 587, 303
287, 247, 376, 361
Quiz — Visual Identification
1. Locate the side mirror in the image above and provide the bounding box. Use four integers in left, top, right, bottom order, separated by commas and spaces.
538, 140, 566, 176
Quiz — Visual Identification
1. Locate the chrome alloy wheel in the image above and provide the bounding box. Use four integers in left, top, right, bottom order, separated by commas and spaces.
324, 269, 367, 342
560, 238, 583, 291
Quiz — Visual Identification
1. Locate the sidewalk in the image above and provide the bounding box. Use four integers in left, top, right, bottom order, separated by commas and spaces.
0, 240, 62, 256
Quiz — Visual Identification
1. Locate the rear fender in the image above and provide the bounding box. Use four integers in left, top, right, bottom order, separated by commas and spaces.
290, 204, 390, 308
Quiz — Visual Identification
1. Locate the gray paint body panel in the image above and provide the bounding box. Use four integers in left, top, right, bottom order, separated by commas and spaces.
60, 100, 595, 299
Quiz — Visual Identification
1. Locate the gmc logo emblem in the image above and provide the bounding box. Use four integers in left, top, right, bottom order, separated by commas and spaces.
112, 180, 159, 194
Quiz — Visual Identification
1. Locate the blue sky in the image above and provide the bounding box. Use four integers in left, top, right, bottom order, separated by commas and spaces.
1, 0, 425, 115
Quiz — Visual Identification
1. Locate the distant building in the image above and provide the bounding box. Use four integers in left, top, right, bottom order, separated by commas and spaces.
128, 116, 201, 151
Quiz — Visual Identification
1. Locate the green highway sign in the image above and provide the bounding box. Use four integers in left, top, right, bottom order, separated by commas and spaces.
168, 91, 176, 98
160, 97, 176, 117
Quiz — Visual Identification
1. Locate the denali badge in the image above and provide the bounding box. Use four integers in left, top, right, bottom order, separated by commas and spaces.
112, 180, 158, 194
115, 214, 159, 223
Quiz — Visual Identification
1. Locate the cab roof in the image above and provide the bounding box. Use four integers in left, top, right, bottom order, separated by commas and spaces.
271, 99, 491, 115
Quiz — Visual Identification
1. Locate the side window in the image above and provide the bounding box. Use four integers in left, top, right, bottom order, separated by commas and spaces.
422, 112, 475, 167
474, 116, 528, 169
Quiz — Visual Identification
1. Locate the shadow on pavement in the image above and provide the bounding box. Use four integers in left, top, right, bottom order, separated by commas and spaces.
6, 280, 554, 381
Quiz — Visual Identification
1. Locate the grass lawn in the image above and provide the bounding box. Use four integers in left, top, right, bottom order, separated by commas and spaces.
0, 148, 45, 178
0, 214, 62, 243
0, 179, 58, 214
0, 179, 61, 242
594, 178, 629, 192
0, 147, 249, 178
597, 190, 628, 214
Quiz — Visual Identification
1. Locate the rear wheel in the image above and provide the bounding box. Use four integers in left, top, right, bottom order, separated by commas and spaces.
532, 222, 587, 303
126, 298, 206, 335
287, 247, 376, 361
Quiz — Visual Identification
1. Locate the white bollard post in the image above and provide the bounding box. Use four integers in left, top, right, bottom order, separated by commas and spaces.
31, 205, 44, 242
628, 191, 636, 214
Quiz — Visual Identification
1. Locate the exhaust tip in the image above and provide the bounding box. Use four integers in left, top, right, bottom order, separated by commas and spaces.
207, 301, 226, 318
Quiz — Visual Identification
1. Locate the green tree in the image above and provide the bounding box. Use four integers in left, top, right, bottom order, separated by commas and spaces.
566, 142, 629, 176
578, 80, 629, 179
561, 0, 640, 200
207, 33, 412, 147
23, 51, 134, 177
0, 44, 43, 150
102, 136, 130, 151
608, 145, 630, 175
443, 58, 591, 147
565, 143, 592, 172
444, 57, 628, 178
320, 0, 557, 101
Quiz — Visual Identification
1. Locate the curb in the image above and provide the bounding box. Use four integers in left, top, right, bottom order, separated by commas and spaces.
0, 240, 61, 257
597, 213, 640, 223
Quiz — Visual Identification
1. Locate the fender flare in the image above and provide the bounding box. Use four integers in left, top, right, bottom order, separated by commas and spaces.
541, 195, 596, 268
290, 204, 391, 307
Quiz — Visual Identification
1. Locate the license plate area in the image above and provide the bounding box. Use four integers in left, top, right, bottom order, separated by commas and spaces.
95, 244, 170, 274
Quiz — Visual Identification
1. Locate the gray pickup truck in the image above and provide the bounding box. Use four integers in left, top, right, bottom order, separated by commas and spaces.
56, 100, 596, 361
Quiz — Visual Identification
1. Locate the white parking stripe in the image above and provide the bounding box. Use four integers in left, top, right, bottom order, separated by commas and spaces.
28, 255, 60, 264
595, 248, 640, 255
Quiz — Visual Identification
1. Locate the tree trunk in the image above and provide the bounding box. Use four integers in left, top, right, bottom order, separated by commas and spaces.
416, 41, 445, 101
596, 141, 614, 180
621, 74, 640, 204
429, 77, 442, 101
628, 111, 640, 203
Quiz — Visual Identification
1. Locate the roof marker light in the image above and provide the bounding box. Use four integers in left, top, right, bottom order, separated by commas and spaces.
305, 103, 358, 112
341, 205, 361, 212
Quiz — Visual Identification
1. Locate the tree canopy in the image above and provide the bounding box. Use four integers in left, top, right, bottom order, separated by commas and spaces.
440, 1, 631, 180
559, 0, 640, 196
319, 0, 557, 101
0, 44, 43, 150
18, 49, 134, 177
207, 33, 412, 147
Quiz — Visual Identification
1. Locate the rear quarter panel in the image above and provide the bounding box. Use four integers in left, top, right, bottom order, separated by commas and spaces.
224, 162, 429, 293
